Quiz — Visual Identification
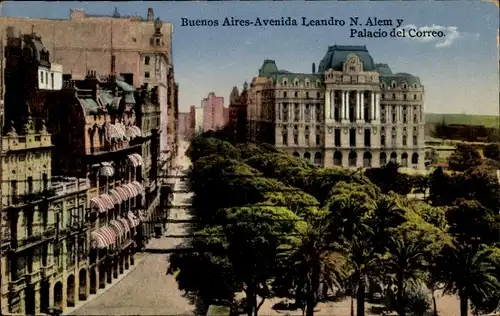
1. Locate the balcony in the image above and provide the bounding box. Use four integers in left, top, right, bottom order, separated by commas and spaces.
8, 277, 26, 293
25, 270, 41, 285
40, 263, 55, 279
51, 177, 89, 196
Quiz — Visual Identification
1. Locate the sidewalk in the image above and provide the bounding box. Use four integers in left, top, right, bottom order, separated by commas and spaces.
64, 252, 147, 315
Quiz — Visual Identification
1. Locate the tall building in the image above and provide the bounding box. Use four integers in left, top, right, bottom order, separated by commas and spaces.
194, 107, 204, 135
247, 45, 425, 170
189, 105, 196, 136
201, 92, 225, 132
228, 83, 249, 143
0, 7, 177, 173
1, 31, 91, 315
177, 112, 192, 139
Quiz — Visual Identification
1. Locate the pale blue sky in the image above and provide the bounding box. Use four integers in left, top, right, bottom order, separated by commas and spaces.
2, 1, 499, 115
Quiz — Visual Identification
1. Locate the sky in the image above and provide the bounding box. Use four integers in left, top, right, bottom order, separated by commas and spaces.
2, 1, 499, 115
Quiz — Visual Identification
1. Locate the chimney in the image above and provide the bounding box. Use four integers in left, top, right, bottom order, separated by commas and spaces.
312, 63, 316, 74
147, 8, 154, 21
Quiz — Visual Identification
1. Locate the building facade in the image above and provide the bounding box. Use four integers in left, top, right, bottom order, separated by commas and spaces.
177, 113, 192, 139
194, 107, 204, 135
1, 31, 91, 315
0, 7, 177, 175
228, 83, 248, 143
201, 92, 226, 132
247, 45, 425, 170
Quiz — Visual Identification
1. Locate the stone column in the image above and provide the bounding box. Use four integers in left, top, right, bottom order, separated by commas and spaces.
340, 90, 345, 120
345, 91, 350, 122
371, 91, 375, 121
360, 91, 365, 121
330, 91, 334, 119
375, 92, 381, 122
356, 91, 361, 122
325, 90, 331, 120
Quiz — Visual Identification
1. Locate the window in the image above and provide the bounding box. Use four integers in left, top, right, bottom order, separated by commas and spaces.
403, 94, 407, 100
382, 94, 385, 100
381, 83, 386, 89
283, 92, 287, 98
27, 177, 33, 195
413, 135, 418, 146
145, 56, 150, 65
144, 71, 150, 78
392, 93, 396, 99
305, 134, 310, 145
40, 71, 44, 83
315, 134, 320, 145
403, 83, 408, 89
293, 134, 298, 145
50, 73, 54, 89
11, 180, 17, 204
45, 72, 48, 85
391, 82, 396, 89
294, 92, 298, 97
155, 38, 160, 46
381, 135, 386, 147
282, 133, 288, 144
402, 135, 407, 146
334, 129, 341, 147
414, 94, 417, 100
305, 92, 309, 98
364, 129, 371, 147
316, 92, 320, 98
349, 128, 356, 147
283, 80, 288, 86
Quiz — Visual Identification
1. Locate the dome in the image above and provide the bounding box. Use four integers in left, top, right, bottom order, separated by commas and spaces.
318, 45, 376, 73
259, 59, 279, 76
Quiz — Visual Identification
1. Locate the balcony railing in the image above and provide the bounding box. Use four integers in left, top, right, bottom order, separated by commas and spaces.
40, 263, 55, 279
25, 270, 41, 285
9, 277, 26, 293
51, 177, 89, 196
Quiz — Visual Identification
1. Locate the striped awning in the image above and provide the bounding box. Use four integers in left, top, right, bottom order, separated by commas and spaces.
108, 189, 123, 204
115, 186, 130, 200
132, 126, 142, 137
110, 219, 125, 237
123, 183, 140, 198
106, 124, 120, 142
127, 211, 140, 228
126, 126, 136, 138
131, 181, 144, 195
100, 162, 115, 177
118, 217, 131, 234
90, 226, 116, 249
115, 123, 128, 140
127, 153, 144, 168
90, 196, 107, 213
132, 153, 144, 166
99, 194, 115, 210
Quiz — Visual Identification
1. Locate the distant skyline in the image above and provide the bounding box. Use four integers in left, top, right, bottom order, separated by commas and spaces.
2, 1, 498, 115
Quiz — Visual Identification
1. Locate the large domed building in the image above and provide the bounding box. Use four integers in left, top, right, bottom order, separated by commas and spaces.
247, 45, 425, 170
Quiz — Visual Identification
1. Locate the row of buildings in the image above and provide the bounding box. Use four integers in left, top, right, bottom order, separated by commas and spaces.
177, 92, 230, 139
239, 45, 426, 170
0, 8, 178, 315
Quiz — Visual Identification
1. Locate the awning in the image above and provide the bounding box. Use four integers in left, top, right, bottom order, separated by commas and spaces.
90, 196, 107, 213
110, 219, 125, 237
132, 126, 142, 137
127, 211, 140, 227
115, 186, 130, 200
127, 154, 140, 168
131, 181, 144, 195
100, 162, 115, 177
99, 194, 115, 210
123, 183, 140, 198
90, 227, 116, 249
126, 126, 137, 138
108, 189, 123, 204
131, 153, 144, 166
105, 124, 120, 142
115, 123, 128, 141
118, 217, 131, 234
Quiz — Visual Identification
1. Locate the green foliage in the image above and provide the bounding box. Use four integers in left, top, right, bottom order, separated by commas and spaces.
447, 143, 482, 172
364, 163, 413, 195
483, 143, 500, 161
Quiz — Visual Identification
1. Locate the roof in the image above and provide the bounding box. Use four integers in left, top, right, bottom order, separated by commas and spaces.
318, 45, 376, 72
259, 59, 279, 76
116, 79, 135, 92
78, 98, 100, 113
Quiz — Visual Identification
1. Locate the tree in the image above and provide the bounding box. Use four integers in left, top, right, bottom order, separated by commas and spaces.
447, 143, 482, 172
482, 143, 500, 161
442, 243, 500, 316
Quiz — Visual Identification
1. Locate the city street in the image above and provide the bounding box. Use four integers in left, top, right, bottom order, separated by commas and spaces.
70, 142, 195, 316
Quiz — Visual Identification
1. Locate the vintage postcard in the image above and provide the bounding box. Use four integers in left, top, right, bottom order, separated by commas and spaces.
0, 1, 499, 316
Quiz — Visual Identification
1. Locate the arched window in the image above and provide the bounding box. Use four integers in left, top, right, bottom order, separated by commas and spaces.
314, 152, 322, 165
380, 152, 387, 166
390, 152, 397, 164
334, 151, 342, 166
391, 81, 396, 89
363, 152, 372, 168
401, 153, 408, 167
348, 151, 357, 167
304, 152, 311, 161
411, 153, 419, 165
